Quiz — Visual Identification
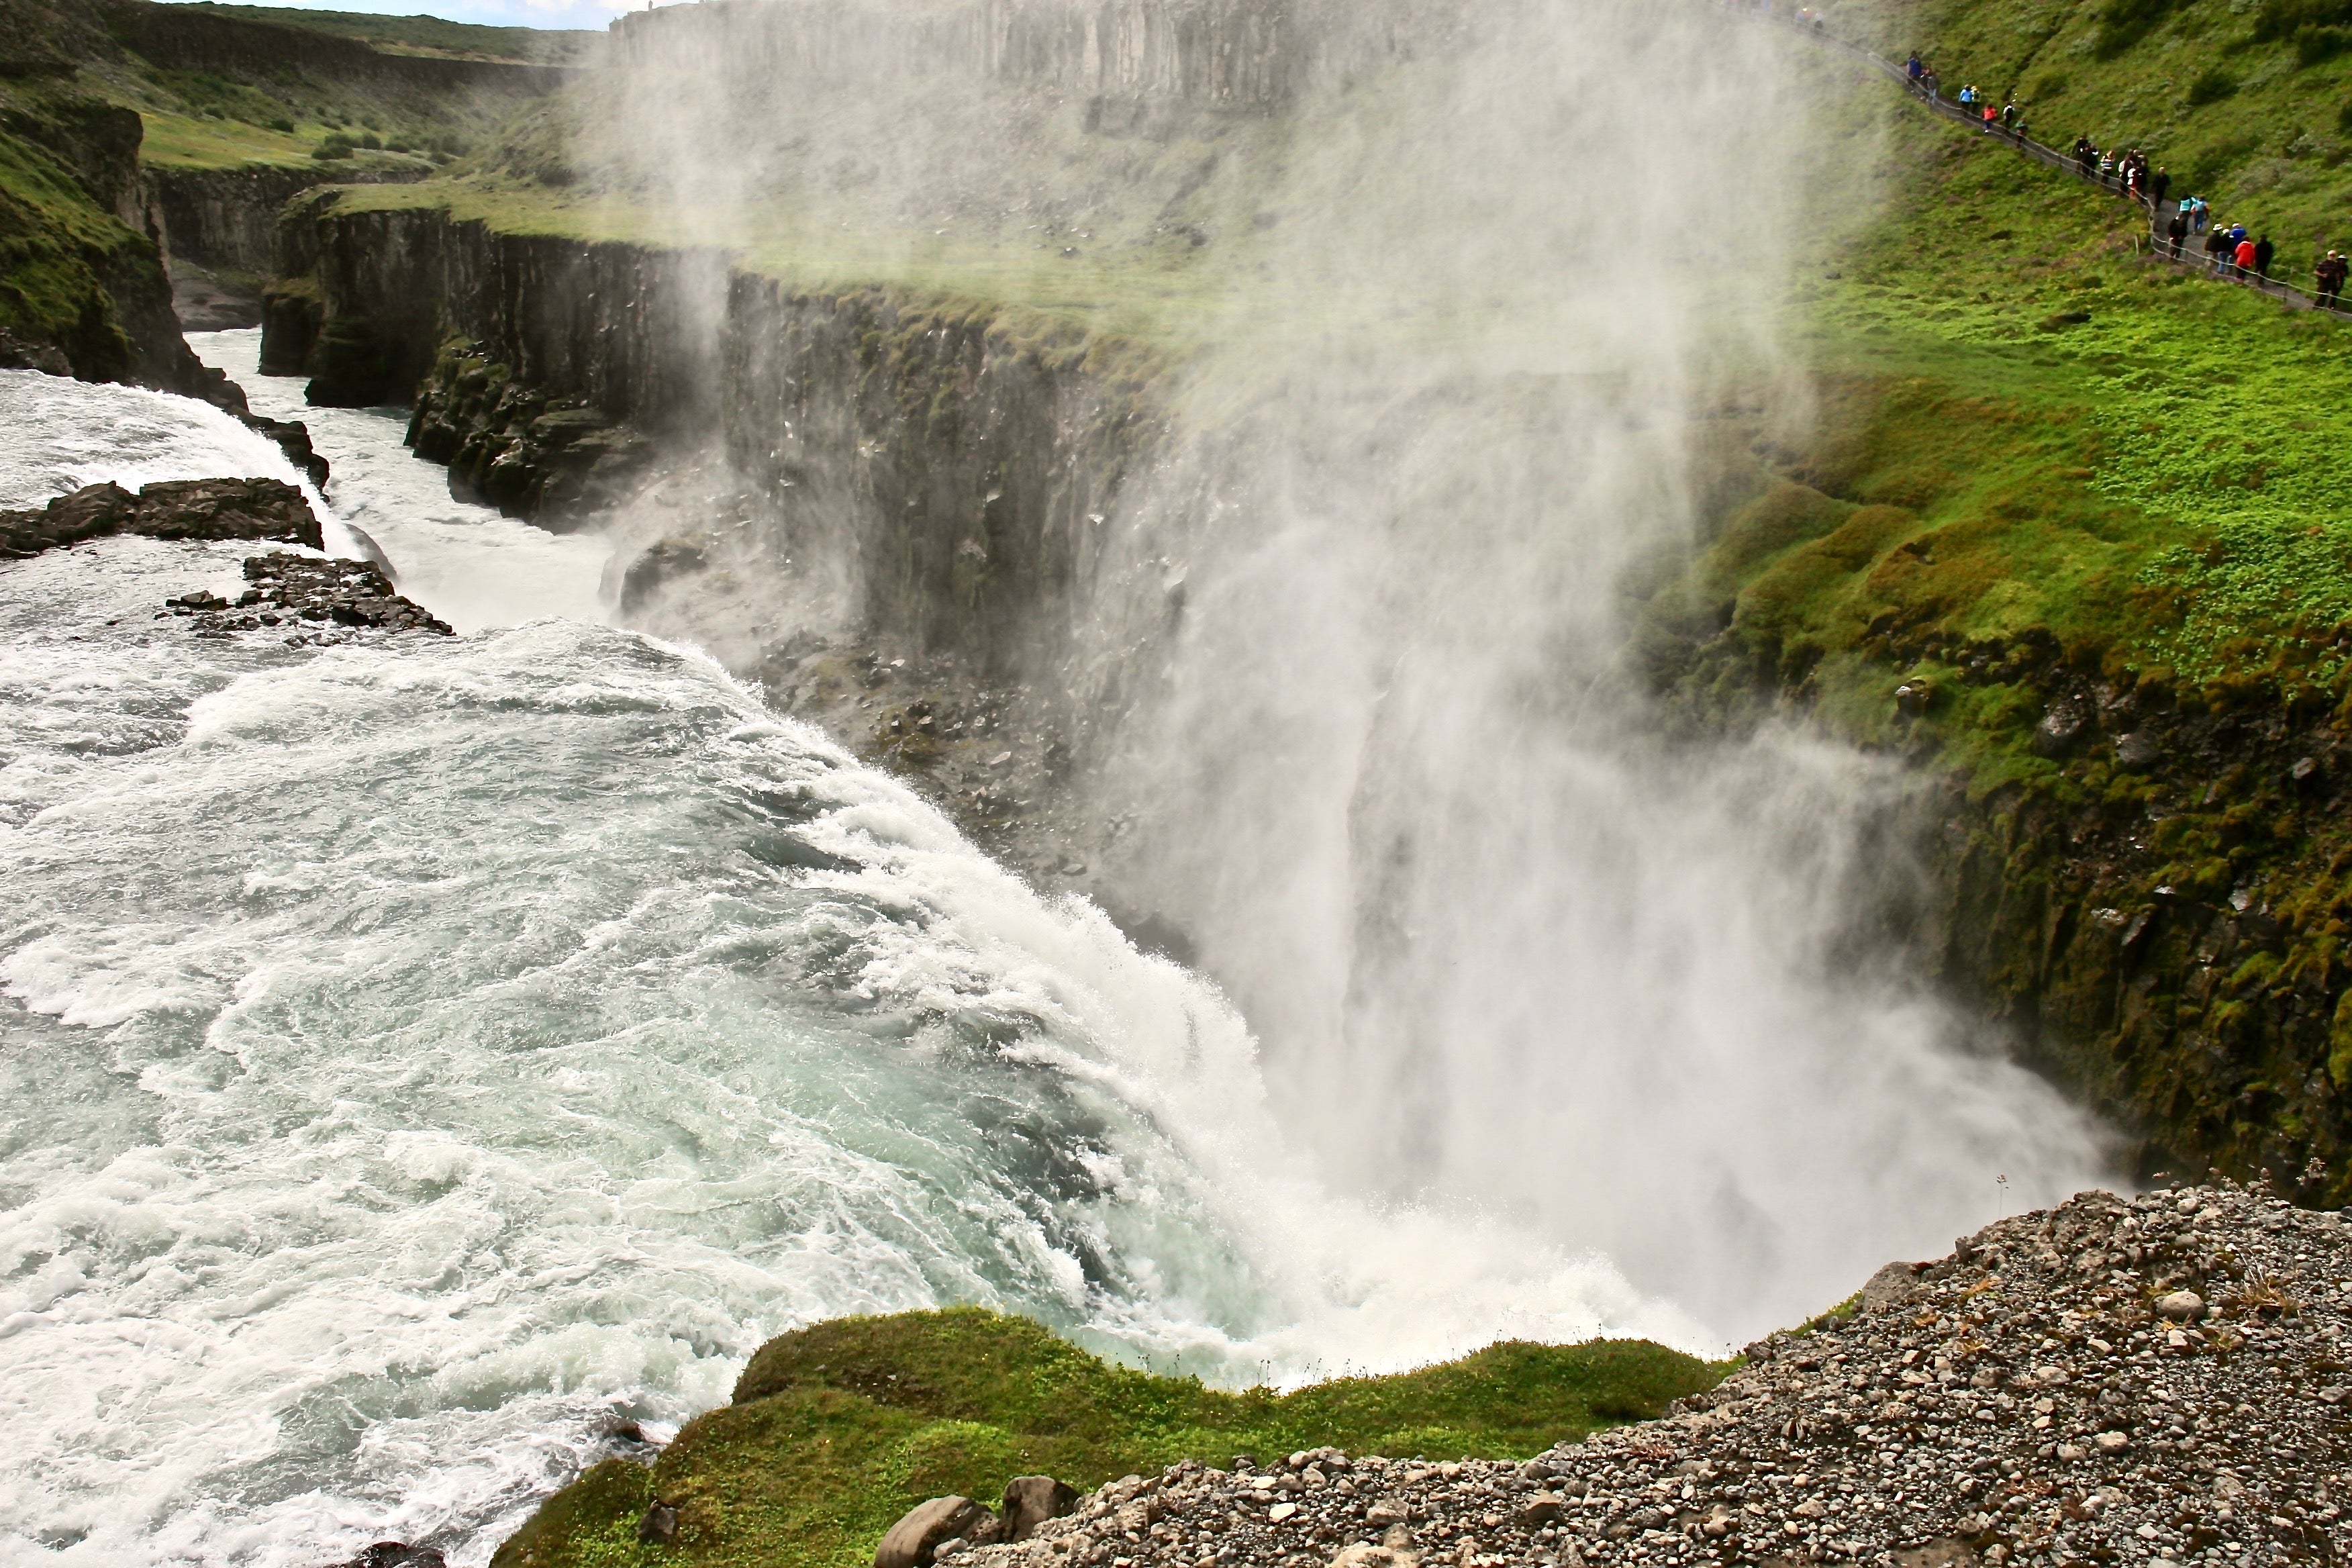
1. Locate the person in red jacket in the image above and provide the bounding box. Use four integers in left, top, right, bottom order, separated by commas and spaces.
2235, 236, 2258, 280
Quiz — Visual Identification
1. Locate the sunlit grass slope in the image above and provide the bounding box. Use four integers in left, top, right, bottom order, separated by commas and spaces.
1637, 38, 2352, 1188
1822, 0, 2352, 254
489, 1309, 1720, 1568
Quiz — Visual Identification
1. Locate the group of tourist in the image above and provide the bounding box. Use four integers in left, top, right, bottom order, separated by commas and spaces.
1900, 46, 2346, 309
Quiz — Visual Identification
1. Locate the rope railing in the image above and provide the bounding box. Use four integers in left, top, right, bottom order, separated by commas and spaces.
1726, 2, 2349, 313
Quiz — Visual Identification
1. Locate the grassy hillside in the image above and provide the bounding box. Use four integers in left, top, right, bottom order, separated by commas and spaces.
1634, 28, 2352, 1192
1824, 0, 2352, 256
163, 3, 599, 64
489, 1309, 1720, 1568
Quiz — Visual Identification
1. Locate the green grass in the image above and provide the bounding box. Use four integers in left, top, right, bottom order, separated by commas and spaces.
0, 111, 154, 377
135, 107, 415, 168
1649, 44, 2352, 773
489, 1308, 1721, 1568
161, 4, 599, 64
1819, 0, 2352, 256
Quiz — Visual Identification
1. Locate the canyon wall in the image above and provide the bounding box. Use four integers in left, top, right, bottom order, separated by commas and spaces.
269, 197, 1155, 667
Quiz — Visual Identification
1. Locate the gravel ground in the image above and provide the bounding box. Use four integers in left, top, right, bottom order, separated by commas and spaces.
950, 1179, 2351, 1568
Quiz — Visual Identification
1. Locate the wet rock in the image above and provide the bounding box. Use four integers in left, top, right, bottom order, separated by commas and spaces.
0, 477, 322, 558
1895, 679, 1934, 718
0, 330, 73, 376
170, 552, 452, 638
2032, 695, 2092, 757
2113, 730, 2160, 769
240, 413, 330, 488
877, 1497, 997, 1568
320, 1546, 445, 1568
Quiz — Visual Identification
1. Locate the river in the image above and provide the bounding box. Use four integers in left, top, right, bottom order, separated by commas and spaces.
0, 341, 1696, 1567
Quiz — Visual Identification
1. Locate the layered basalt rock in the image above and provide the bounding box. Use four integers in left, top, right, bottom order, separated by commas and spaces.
403, 347, 654, 525
0, 477, 322, 557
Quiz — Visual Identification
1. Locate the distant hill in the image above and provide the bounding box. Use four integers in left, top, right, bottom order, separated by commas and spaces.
160, 3, 601, 64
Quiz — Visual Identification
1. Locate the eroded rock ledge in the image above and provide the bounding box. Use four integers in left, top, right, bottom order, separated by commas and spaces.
0, 477, 321, 557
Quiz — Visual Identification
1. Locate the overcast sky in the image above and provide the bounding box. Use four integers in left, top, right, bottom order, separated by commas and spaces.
163, 0, 646, 33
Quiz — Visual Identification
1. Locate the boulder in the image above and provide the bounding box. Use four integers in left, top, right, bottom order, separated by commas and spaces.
999, 1475, 1079, 1541
875, 1496, 997, 1568
2155, 1290, 2204, 1321
1858, 1260, 1926, 1314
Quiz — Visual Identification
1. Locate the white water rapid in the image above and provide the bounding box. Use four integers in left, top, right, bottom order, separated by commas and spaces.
0, 344, 1706, 1568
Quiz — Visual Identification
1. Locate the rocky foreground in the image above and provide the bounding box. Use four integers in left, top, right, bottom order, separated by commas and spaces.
890, 1181, 2346, 1568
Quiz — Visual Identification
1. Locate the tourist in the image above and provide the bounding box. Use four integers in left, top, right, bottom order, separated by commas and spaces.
2098, 148, 2117, 187
2075, 136, 2097, 177
1982, 101, 1998, 132
2235, 234, 2258, 280
2319, 251, 2347, 309
2166, 209, 2190, 258
2254, 235, 2275, 283
1907, 51, 1924, 90
2001, 99, 2019, 135
2150, 166, 2171, 208
2205, 224, 2232, 274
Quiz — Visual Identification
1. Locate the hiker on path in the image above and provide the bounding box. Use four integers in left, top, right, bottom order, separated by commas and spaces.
2151, 166, 2171, 208
2206, 225, 2232, 274
2166, 209, 2190, 257
2235, 235, 2259, 280
2099, 149, 2117, 187
2001, 99, 2019, 134
1907, 50, 1924, 90
2255, 235, 2275, 283
1982, 101, 1999, 132
2319, 251, 2348, 309
2075, 136, 2097, 177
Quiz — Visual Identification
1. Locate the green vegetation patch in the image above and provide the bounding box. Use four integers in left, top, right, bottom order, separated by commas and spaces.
164, 4, 599, 64
490, 1308, 1719, 1568
0, 111, 153, 377
1822, 0, 2352, 253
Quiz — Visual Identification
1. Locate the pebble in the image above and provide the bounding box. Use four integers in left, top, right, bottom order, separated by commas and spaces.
950, 1180, 2351, 1568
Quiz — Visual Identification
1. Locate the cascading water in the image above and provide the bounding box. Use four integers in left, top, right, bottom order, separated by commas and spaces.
0, 350, 1700, 1568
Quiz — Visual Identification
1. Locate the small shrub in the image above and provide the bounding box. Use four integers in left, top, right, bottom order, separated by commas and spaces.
356, 132, 383, 150
267, 116, 293, 133
2300, 23, 2352, 59
313, 134, 355, 161
2098, 0, 2186, 56
2188, 66, 2240, 103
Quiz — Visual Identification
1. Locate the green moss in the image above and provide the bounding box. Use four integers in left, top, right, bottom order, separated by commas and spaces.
491, 1309, 1721, 1568
0, 114, 150, 375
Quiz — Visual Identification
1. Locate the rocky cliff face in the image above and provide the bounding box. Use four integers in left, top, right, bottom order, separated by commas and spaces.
271, 195, 1154, 674
0, 93, 239, 403
144, 163, 424, 282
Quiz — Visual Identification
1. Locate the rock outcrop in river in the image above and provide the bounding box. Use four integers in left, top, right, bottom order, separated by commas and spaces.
0, 476, 321, 556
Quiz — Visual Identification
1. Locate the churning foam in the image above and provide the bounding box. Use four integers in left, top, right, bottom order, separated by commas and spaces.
0, 369, 1696, 1568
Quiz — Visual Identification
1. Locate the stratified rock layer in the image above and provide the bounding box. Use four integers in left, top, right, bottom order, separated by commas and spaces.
957, 1181, 2349, 1568
0, 477, 321, 557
